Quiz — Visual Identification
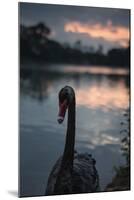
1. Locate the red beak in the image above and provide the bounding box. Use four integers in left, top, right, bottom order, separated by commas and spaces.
57, 99, 68, 124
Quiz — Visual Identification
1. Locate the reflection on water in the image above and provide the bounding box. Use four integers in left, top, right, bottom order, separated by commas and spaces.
20, 64, 129, 197
46, 65, 129, 76
76, 81, 129, 109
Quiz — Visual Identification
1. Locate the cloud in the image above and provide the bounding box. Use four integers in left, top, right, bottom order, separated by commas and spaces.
64, 20, 129, 47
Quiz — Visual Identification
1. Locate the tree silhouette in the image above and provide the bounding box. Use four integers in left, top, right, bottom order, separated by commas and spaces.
74, 40, 82, 50
20, 22, 130, 67
96, 44, 103, 55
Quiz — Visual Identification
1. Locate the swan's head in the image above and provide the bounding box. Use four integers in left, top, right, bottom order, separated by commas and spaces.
57, 86, 75, 124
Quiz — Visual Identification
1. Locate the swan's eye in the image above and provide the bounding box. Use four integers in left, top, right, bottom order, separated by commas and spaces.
59, 90, 68, 102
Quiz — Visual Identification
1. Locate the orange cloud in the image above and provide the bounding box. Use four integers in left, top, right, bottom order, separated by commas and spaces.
64, 20, 129, 47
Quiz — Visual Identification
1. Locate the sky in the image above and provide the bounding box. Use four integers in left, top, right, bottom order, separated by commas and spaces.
19, 2, 130, 53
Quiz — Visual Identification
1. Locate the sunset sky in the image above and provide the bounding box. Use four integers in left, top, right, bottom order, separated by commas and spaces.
20, 2, 130, 53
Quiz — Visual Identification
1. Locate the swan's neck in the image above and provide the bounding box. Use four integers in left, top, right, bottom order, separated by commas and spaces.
54, 96, 75, 194
61, 97, 76, 169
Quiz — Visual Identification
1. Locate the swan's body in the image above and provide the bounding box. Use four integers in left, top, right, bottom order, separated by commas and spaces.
46, 152, 99, 195
45, 86, 99, 195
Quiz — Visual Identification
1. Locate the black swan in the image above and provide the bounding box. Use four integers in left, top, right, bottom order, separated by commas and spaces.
45, 86, 99, 195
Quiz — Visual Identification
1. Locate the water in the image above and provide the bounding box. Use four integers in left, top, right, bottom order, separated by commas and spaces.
19, 63, 129, 197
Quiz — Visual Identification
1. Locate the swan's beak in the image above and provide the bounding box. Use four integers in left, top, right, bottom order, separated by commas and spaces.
57, 99, 68, 124
57, 116, 64, 124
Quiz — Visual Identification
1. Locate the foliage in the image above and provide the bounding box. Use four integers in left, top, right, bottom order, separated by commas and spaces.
120, 109, 130, 166
20, 22, 130, 67
106, 109, 130, 191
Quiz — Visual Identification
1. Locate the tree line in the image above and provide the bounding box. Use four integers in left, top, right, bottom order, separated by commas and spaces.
20, 22, 130, 67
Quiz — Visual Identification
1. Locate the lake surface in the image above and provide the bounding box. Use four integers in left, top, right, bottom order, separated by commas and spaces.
20, 63, 129, 197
